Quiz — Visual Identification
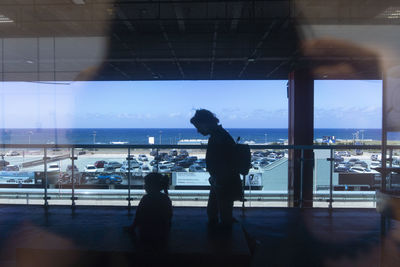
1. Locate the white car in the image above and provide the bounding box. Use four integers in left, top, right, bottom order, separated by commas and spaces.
122, 159, 141, 168
138, 154, 148, 161
349, 167, 371, 173
158, 161, 174, 168
84, 165, 97, 173
48, 164, 60, 172
138, 165, 151, 173
156, 165, 171, 173
6, 151, 20, 156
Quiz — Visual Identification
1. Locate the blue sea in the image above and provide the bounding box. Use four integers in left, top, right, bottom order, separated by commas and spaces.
0, 128, 398, 145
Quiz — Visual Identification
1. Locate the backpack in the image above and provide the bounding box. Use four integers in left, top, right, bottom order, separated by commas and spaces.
235, 137, 251, 176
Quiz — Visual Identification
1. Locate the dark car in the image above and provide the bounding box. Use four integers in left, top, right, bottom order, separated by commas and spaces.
189, 164, 206, 172
66, 165, 79, 173
177, 158, 196, 168
169, 149, 178, 157
154, 152, 169, 161
194, 159, 206, 168
2, 165, 19, 171
149, 160, 159, 166
170, 166, 186, 172
0, 159, 10, 168
179, 150, 189, 157
187, 156, 198, 161
334, 155, 344, 163
94, 160, 108, 168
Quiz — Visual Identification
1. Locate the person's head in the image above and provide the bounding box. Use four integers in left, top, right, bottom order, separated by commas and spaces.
190, 109, 219, 136
144, 173, 169, 194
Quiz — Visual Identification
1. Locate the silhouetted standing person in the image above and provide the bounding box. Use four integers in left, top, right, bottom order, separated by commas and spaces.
125, 173, 172, 247
190, 109, 241, 228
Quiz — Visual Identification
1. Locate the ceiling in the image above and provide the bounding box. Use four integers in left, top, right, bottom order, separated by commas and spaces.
0, 0, 398, 81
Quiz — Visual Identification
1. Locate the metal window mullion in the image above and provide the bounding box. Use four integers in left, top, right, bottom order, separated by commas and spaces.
71, 148, 75, 208
300, 149, 304, 208
127, 148, 132, 210
329, 148, 333, 209
43, 148, 48, 208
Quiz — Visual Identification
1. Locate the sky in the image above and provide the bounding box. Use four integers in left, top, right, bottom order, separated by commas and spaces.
0, 80, 382, 128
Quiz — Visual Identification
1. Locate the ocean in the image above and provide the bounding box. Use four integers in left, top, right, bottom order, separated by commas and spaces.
0, 128, 396, 145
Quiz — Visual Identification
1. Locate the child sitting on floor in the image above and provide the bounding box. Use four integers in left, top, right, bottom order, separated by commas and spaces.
125, 173, 172, 246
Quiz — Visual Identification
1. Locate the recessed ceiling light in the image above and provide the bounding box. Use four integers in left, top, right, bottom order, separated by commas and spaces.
71, 0, 85, 5
26, 60, 34, 64
376, 7, 400, 19
0, 14, 13, 23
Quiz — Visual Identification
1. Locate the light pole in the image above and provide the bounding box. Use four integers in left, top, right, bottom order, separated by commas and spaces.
92, 131, 96, 144
159, 130, 162, 145
28, 131, 33, 144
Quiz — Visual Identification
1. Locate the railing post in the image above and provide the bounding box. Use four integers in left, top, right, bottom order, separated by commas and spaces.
389, 148, 393, 190
43, 148, 49, 209
71, 148, 76, 209
242, 174, 246, 217
127, 148, 132, 212
300, 149, 304, 208
329, 148, 334, 209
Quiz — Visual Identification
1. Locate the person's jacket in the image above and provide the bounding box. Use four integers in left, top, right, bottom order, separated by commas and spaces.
206, 125, 241, 199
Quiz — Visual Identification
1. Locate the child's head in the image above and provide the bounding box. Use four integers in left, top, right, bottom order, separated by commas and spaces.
144, 173, 169, 194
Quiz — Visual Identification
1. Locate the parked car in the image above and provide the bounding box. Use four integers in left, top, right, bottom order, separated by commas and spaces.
138, 165, 151, 172
106, 161, 122, 169
120, 165, 138, 173
170, 165, 186, 172
6, 151, 20, 156
179, 150, 189, 157
336, 151, 351, 157
138, 154, 148, 161
96, 174, 122, 184
2, 165, 19, 171
354, 161, 368, 168
84, 165, 97, 173
66, 165, 79, 173
149, 160, 159, 166
370, 161, 381, 168
349, 167, 371, 173
0, 160, 10, 168
154, 152, 169, 161
371, 154, 379, 161
194, 159, 206, 168
189, 164, 206, 172
103, 166, 116, 173
154, 165, 171, 173
122, 159, 141, 168
334, 155, 344, 162
94, 160, 108, 168
334, 165, 349, 173
158, 161, 174, 168
48, 164, 60, 172
169, 149, 178, 157
187, 156, 198, 162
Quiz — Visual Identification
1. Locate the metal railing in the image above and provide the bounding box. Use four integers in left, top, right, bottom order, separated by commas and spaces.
0, 143, 397, 210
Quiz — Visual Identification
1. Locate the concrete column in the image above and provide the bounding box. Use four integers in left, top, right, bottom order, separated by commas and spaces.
288, 69, 314, 208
